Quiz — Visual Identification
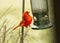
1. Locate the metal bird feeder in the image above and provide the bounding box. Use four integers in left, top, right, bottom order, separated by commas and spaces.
30, 0, 53, 30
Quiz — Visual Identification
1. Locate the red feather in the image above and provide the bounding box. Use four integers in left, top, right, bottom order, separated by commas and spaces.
13, 11, 32, 30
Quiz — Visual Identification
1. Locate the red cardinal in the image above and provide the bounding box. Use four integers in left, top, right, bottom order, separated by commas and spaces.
13, 11, 32, 30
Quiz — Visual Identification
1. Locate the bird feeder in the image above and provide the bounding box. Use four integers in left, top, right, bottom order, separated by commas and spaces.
30, 0, 53, 30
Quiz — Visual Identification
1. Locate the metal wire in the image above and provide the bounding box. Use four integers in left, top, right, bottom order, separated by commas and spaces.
20, 0, 25, 43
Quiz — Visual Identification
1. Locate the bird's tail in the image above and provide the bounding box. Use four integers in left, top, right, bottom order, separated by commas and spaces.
13, 25, 20, 30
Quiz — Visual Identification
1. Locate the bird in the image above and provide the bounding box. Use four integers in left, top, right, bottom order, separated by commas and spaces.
13, 11, 32, 30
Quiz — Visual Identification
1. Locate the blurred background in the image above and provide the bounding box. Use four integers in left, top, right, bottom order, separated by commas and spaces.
0, 0, 59, 43
54, 0, 60, 43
